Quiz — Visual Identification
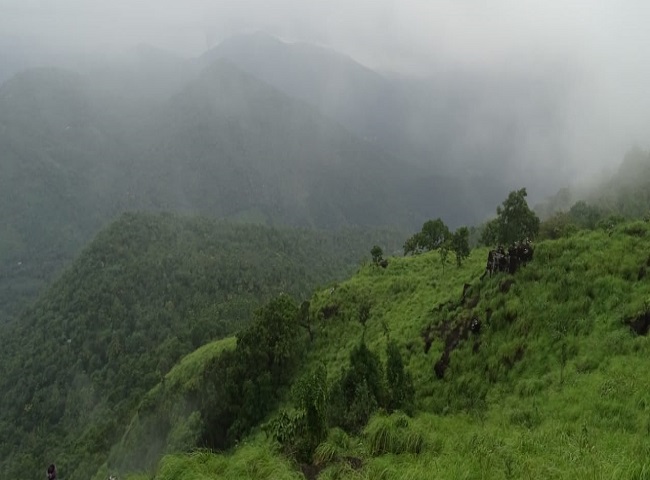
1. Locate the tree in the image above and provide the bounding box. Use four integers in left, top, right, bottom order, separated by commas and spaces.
404, 218, 450, 255
451, 227, 471, 267
420, 219, 450, 250
486, 188, 540, 246
370, 245, 384, 265
479, 218, 499, 247
385, 340, 414, 413
330, 341, 386, 432
568, 201, 602, 230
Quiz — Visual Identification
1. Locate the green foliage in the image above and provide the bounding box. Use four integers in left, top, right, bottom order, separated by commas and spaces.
0, 213, 400, 479
364, 413, 424, 456
121, 217, 650, 479
127, 444, 303, 480
266, 364, 329, 461
103, 337, 236, 475
539, 211, 578, 240
484, 188, 540, 246
403, 218, 450, 255
313, 428, 351, 465
568, 201, 603, 229
370, 245, 384, 265
200, 294, 303, 449
450, 226, 471, 267
385, 341, 415, 413
479, 217, 500, 246
439, 244, 450, 272
330, 342, 386, 432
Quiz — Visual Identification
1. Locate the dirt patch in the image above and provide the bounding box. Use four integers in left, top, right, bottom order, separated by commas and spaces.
433, 317, 473, 379
626, 311, 650, 335
300, 463, 325, 480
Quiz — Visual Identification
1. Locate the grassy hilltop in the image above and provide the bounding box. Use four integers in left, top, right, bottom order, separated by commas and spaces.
121, 220, 650, 480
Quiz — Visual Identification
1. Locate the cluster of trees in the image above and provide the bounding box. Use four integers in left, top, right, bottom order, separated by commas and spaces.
200, 292, 415, 464
537, 200, 633, 240
478, 187, 635, 245
403, 218, 471, 268
199, 295, 305, 450
265, 337, 414, 462
0, 212, 403, 479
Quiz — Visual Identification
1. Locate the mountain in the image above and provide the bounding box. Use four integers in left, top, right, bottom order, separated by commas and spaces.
113, 218, 650, 480
203, 32, 570, 195
201, 32, 396, 149
535, 147, 650, 223
0, 212, 404, 479
122, 59, 436, 228
0, 57, 467, 325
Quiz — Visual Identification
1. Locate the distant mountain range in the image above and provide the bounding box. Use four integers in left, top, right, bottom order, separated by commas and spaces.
0, 32, 578, 323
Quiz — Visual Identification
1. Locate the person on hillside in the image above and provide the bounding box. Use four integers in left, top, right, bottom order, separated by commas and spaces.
47, 464, 57, 480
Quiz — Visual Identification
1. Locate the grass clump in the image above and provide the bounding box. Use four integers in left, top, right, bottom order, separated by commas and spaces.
365, 412, 424, 456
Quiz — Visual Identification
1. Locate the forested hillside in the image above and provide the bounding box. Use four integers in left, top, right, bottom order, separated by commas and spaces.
4, 30, 650, 480
537, 147, 650, 223
0, 212, 403, 479
0, 56, 461, 325
112, 218, 650, 480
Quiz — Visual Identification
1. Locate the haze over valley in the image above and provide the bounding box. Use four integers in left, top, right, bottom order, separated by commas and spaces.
3, 2, 650, 479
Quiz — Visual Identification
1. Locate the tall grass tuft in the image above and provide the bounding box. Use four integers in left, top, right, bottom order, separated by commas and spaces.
365, 413, 424, 456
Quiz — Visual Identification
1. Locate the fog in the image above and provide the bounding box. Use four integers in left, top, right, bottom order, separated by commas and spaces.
3, 0, 650, 195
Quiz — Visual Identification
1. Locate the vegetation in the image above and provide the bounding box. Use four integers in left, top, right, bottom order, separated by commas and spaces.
0, 59, 490, 325
0, 212, 402, 479
5, 151, 650, 479
123, 217, 650, 480
481, 188, 540, 246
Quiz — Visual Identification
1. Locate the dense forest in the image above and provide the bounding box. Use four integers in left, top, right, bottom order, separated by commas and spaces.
0, 49, 487, 326
110, 200, 650, 480
0, 212, 403, 479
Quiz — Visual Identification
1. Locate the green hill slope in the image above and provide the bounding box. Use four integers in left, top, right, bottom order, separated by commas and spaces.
0, 212, 402, 479
126, 220, 650, 479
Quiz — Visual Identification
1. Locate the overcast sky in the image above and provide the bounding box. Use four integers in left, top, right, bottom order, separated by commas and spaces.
2, 0, 650, 184
2, 1, 648, 68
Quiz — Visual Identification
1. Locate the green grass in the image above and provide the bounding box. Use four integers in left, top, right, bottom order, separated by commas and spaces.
126, 441, 303, 480
97, 337, 237, 478
122, 221, 650, 479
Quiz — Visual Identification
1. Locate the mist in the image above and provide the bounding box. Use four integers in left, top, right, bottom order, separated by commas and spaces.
3, 0, 650, 199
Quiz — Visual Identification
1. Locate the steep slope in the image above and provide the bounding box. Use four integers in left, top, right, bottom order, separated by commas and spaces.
536, 148, 650, 223
0, 212, 403, 479
128, 220, 650, 479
